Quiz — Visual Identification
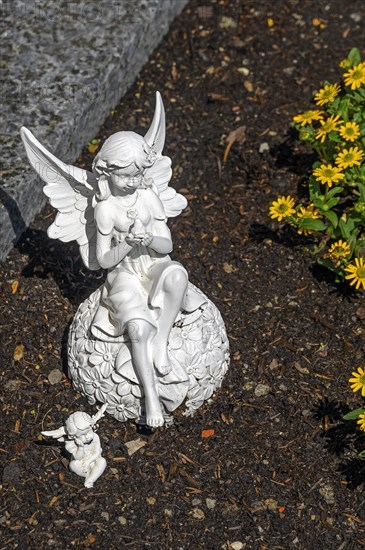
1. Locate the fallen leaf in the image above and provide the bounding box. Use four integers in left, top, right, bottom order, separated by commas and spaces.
13, 344, 25, 361
223, 125, 246, 163
278, 506, 285, 513
11, 281, 19, 294
87, 139, 100, 154
81, 534, 96, 546
223, 262, 236, 273
125, 438, 147, 456
201, 428, 215, 438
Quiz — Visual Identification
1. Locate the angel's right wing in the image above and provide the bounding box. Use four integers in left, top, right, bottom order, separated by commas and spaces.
144, 92, 188, 218
21, 127, 101, 270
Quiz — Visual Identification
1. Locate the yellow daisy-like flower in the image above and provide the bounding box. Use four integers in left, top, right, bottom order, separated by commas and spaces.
349, 366, 365, 396
269, 195, 296, 222
324, 239, 351, 262
339, 122, 360, 142
312, 163, 344, 187
315, 114, 343, 143
314, 83, 341, 106
344, 63, 365, 90
357, 413, 365, 431
293, 110, 325, 126
335, 146, 364, 169
345, 257, 365, 290
296, 204, 322, 235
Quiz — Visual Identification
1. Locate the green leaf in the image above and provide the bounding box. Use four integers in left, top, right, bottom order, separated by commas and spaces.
326, 186, 343, 198
339, 218, 351, 239
299, 218, 327, 231
328, 131, 342, 143
343, 407, 365, 421
323, 210, 338, 228
326, 197, 340, 209
358, 450, 365, 458
348, 47, 361, 67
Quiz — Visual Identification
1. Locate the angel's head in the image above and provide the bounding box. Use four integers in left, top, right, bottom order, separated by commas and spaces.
93, 131, 157, 199
65, 411, 94, 444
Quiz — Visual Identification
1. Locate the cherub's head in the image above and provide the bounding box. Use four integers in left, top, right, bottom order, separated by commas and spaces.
92, 131, 157, 199
66, 411, 94, 445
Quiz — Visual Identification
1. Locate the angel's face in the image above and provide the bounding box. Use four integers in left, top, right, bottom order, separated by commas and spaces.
109, 168, 143, 192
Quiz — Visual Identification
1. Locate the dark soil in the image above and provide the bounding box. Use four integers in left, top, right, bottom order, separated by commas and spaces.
2, 1, 365, 548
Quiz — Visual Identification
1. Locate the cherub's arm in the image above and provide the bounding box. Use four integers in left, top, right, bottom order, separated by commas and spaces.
65, 439, 84, 460
94, 203, 133, 269
84, 434, 102, 465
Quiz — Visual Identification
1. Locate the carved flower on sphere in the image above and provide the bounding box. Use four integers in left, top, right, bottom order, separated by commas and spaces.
79, 367, 114, 404
107, 392, 140, 422
169, 323, 202, 354
89, 341, 117, 378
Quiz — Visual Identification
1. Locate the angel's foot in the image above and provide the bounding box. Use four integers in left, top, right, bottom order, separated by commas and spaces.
145, 394, 164, 428
153, 341, 172, 376
84, 480, 94, 489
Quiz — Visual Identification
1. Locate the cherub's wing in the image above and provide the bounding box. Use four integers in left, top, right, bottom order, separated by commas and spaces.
21, 127, 100, 270
144, 92, 188, 218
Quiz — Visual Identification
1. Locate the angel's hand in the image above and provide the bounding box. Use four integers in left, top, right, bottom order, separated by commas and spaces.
125, 233, 143, 247
140, 232, 153, 247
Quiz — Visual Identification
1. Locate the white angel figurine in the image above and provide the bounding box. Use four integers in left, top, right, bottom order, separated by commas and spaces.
21, 92, 229, 428
42, 404, 107, 488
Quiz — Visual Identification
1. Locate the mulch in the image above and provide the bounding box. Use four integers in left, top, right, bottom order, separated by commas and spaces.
1, 1, 365, 548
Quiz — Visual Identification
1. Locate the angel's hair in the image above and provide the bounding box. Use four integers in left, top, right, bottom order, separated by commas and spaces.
93, 131, 156, 200
66, 412, 93, 434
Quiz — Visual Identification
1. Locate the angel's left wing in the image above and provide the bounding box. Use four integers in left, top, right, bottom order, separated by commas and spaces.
21, 127, 100, 270
144, 92, 188, 218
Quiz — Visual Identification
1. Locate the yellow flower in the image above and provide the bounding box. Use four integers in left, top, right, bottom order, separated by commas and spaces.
349, 366, 365, 396
324, 239, 351, 263
357, 413, 365, 431
293, 110, 325, 126
335, 146, 364, 169
296, 204, 321, 235
344, 63, 365, 90
339, 122, 360, 142
314, 83, 341, 106
269, 195, 296, 222
315, 114, 343, 143
345, 257, 365, 290
312, 163, 344, 187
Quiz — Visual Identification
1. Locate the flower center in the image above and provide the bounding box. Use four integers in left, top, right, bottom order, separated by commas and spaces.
356, 267, 365, 280
360, 374, 365, 385
353, 70, 362, 80
278, 204, 289, 213
324, 169, 334, 178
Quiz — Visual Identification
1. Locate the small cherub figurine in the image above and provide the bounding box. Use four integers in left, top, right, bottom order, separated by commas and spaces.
42, 404, 107, 488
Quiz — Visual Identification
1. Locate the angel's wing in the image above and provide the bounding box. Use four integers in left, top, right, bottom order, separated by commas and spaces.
144, 92, 188, 218
20, 127, 100, 270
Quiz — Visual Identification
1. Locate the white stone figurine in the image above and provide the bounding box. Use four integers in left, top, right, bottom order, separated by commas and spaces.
21, 92, 229, 428
42, 404, 107, 488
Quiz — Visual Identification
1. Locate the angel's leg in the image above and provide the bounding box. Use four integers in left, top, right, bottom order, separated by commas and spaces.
126, 319, 164, 427
153, 268, 188, 375
84, 457, 107, 488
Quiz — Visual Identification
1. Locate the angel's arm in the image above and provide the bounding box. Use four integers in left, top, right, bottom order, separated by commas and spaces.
94, 203, 133, 270
144, 190, 173, 254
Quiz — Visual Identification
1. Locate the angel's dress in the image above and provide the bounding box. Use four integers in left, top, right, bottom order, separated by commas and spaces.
91, 187, 205, 342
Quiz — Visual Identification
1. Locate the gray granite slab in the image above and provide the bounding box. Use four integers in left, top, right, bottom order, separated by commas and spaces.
0, 0, 187, 262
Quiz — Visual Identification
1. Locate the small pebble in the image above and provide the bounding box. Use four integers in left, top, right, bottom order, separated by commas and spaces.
48, 369, 63, 385
192, 498, 201, 506
350, 13, 362, 23
118, 516, 127, 525
3, 464, 21, 482
192, 507, 205, 520
164, 509, 173, 517
231, 543, 244, 550
254, 383, 270, 397
219, 16, 237, 29
146, 497, 156, 505
259, 142, 270, 154
237, 67, 250, 76
206, 498, 216, 509
319, 483, 335, 505
101, 512, 109, 521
